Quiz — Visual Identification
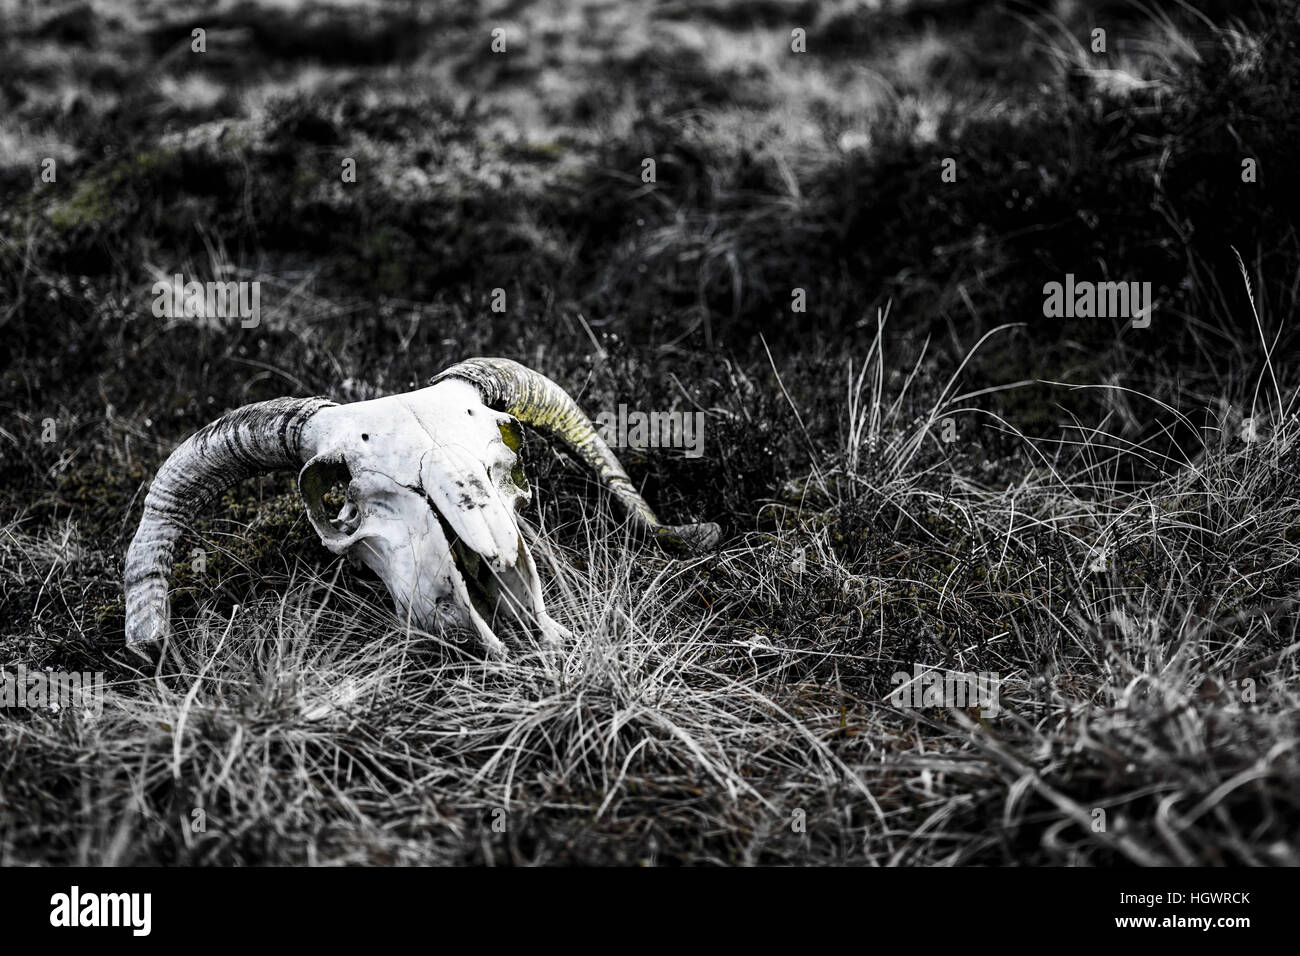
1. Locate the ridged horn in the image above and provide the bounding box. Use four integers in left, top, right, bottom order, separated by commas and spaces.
432, 358, 720, 552
124, 396, 335, 644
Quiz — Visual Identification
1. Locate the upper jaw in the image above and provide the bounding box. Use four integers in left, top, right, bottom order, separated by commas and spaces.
422, 498, 564, 657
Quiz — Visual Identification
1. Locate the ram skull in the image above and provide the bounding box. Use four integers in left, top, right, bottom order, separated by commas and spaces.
124, 358, 720, 655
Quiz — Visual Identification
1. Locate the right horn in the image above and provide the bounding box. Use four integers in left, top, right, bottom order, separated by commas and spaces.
432, 358, 720, 552
124, 395, 335, 645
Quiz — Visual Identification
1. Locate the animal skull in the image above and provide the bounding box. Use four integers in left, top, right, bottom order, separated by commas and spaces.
124, 358, 720, 655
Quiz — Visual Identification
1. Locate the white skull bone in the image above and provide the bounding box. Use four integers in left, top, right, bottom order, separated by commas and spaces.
298, 378, 564, 656
123, 357, 721, 653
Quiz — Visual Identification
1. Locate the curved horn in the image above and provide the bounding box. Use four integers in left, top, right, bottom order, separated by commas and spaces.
432, 358, 720, 552
124, 396, 335, 644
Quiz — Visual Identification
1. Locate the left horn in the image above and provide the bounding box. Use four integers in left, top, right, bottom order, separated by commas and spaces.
432, 357, 720, 552
124, 396, 335, 644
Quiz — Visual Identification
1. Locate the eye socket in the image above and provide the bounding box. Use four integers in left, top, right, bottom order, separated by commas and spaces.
300, 457, 359, 540
498, 419, 523, 452
493, 420, 529, 493
361, 433, 369, 441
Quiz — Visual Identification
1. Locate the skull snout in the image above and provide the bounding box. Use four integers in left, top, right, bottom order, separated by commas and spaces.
418, 444, 525, 573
